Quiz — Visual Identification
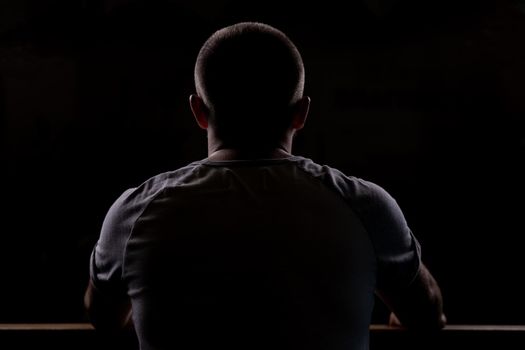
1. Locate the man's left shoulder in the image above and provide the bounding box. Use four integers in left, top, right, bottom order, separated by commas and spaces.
135, 161, 205, 196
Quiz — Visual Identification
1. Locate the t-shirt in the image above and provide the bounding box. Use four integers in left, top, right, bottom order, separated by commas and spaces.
90, 155, 421, 350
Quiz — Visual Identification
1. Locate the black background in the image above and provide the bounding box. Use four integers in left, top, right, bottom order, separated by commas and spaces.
1, 0, 524, 325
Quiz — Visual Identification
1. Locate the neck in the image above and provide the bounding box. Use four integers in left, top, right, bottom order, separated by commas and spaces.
207, 147, 292, 161
206, 128, 295, 161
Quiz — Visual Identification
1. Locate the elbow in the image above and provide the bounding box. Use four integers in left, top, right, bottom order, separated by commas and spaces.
395, 309, 446, 331
402, 296, 447, 331
378, 263, 447, 331
414, 311, 447, 331
83, 279, 132, 332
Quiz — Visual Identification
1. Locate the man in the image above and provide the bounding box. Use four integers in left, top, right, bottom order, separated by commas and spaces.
85, 22, 446, 350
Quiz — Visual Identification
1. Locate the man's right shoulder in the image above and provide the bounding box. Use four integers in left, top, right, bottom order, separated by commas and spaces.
292, 157, 380, 202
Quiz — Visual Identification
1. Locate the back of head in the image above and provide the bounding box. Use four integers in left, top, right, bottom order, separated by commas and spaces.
195, 22, 305, 149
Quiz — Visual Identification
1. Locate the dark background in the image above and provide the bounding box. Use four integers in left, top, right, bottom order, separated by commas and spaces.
1, 0, 524, 325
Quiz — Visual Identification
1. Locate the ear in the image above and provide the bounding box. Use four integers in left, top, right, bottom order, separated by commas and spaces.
291, 96, 310, 130
189, 94, 210, 130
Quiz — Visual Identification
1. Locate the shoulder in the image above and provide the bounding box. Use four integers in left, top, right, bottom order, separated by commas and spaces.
101, 162, 205, 236
119, 162, 204, 206
291, 155, 419, 267
290, 156, 390, 204
92, 161, 207, 286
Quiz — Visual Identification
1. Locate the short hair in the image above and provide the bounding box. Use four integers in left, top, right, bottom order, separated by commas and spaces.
194, 22, 305, 148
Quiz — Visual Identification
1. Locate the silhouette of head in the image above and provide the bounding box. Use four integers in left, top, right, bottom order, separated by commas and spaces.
193, 22, 306, 150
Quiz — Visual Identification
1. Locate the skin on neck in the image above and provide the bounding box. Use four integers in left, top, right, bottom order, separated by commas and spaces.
189, 94, 310, 162
205, 126, 295, 161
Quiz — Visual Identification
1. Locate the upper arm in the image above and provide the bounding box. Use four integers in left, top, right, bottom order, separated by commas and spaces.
85, 189, 136, 331
350, 180, 445, 329
352, 180, 421, 289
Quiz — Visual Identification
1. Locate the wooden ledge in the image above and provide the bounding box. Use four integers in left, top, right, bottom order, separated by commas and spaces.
1, 323, 524, 332
0, 324, 524, 350
370, 324, 525, 332
0, 323, 94, 331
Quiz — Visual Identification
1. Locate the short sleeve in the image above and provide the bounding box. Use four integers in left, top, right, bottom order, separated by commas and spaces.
292, 158, 422, 291
90, 188, 136, 296
353, 180, 421, 290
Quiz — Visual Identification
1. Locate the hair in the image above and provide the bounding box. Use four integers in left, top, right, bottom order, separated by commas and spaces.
194, 22, 305, 148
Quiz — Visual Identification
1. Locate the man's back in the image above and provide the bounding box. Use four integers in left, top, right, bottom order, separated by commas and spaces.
85, 22, 444, 349
91, 156, 421, 350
